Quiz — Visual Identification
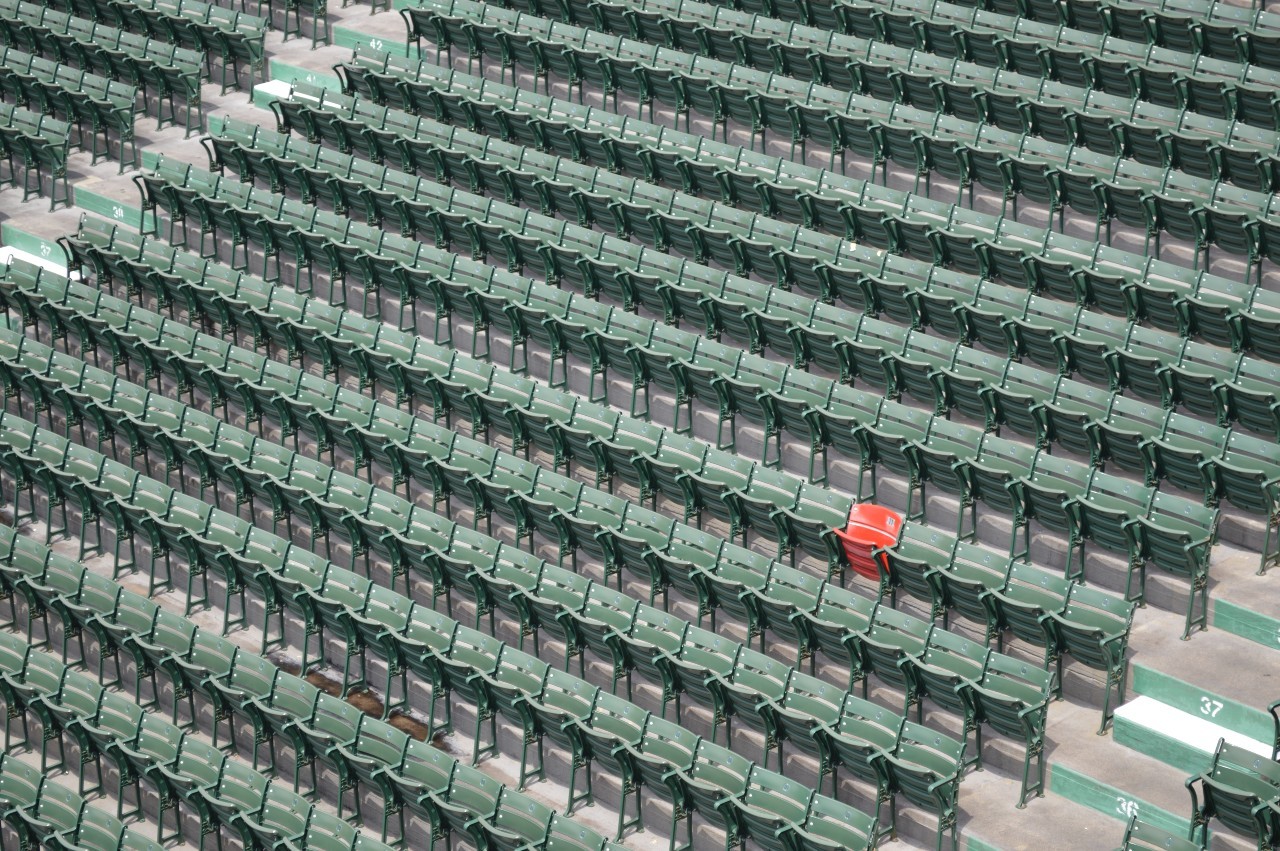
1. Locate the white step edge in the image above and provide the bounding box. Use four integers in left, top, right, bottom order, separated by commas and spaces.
1115, 695, 1273, 759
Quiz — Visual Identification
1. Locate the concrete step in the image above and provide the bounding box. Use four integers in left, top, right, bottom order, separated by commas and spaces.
1131, 665, 1279, 751
1124, 603, 1280, 747
1112, 696, 1272, 776
1042, 699, 1256, 851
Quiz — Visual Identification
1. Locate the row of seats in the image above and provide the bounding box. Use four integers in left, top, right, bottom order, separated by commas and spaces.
0, 44, 138, 170
69, 216, 863, 572
0, 0, 205, 134
268, 93, 1280, 462
199, 115, 1280, 562
939, 0, 1280, 66
399, 0, 1280, 269
0, 632, 399, 851
321, 59, 1280, 362
717, 0, 1280, 105
207, 109, 1273, 418
466, 0, 1280, 194
0, 262, 1060, 796
1186, 739, 1280, 849
0, 527, 631, 851
0, 413, 893, 851
131, 155, 1224, 608
60, 227, 1138, 736
39, 0, 267, 93
0, 101, 69, 208
0, 751, 169, 851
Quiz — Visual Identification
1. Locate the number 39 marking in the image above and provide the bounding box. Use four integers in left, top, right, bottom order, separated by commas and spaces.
1116, 797, 1139, 819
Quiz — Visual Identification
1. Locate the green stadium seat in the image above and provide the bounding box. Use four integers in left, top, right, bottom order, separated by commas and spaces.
1187, 741, 1280, 850
882, 719, 967, 851
580, 690, 646, 839
1116, 814, 1204, 851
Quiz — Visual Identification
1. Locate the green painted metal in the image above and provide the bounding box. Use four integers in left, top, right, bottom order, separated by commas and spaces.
1112, 713, 1217, 776
1213, 599, 1280, 654
1048, 764, 1189, 836
1, 226, 61, 266
71, 187, 145, 230
269, 61, 343, 91
1132, 664, 1275, 745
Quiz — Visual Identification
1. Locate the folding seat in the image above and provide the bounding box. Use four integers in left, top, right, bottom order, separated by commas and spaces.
153, 735, 227, 836
438, 624, 504, 764
482, 787, 556, 851
529, 666, 597, 811
578, 689, 646, 839
292, 694, 364, 817
571, 584, 638, 694
876, 526, 951, 624
990, 563, 1067, 666
0, 753, 47, 840
1188, 742, 1280, 850
521, 476, 590, 566
932, 352, 1007, 435
14, 771, 89, 845
1132, 493, 1215, 639
855, 404, 931, 503
171, 629, 242, 742
544, 812, 613, 851
1206, 203, 1266, 288
1019, 459, 1089, 580
383, 741, 453, 845
616, 715, 693, 851
1118, 815, 1204, 851
734, 763, 814, 851
76, 690, 150, 820
1142, 414, 1223, 501
39, 661, 110, 796
968, 436, 1033, 558
333, 714, 411, 840
817, 690, 894, 816
746, 565, 819, 669
858, 604, 928, 714
128, 606, 201, 717
1215, 144, 1280, 195
720, 647, 791, 766
909, 626, 985, 738
905, 422, 979, 536
205, 760, 271, 848
777, 487, 854, 576
1028, 378, 1107, 465
82, 574, 157, 698
625, 606, 686, 716
1043, 581, 1131, 732
881, 719, 966, 851
677, 346, 741, 453
667, 624, 738, 733
942, 547, 1029, 647
1224, 359, 1280, 440
436, 762, 503, 845
761, 667, 840, 784
1214, 436, 1280, 573
3, 647, 73, 770
684, 739, 752, 851
971, 652, 1055, 806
